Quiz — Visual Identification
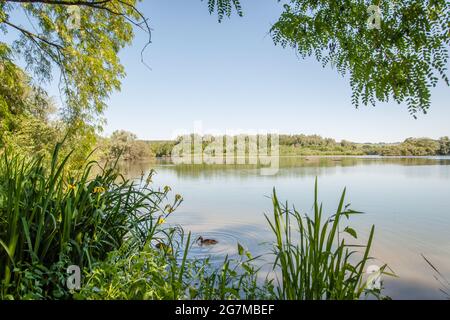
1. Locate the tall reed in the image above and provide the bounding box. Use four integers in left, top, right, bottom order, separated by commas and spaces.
266, 179, 386, 300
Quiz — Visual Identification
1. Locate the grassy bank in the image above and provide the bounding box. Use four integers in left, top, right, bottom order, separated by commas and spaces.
0, 144, 388, 300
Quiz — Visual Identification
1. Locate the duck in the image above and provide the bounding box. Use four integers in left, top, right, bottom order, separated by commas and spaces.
196, 236, 218, 246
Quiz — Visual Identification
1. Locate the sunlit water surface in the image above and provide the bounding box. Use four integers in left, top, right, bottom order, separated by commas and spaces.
119, 156, 450, 299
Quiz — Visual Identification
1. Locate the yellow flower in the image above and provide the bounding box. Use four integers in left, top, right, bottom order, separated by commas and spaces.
163, 185, 171, 193
93, 186, 106, 194
67, 184, 76, 192
155, 242, 172, 254
157, 217, 165, 225
175, 194, 183, 202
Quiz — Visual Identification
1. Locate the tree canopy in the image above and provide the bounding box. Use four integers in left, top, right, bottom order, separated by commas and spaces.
0, 0, 243, 122
271, 0, 449, 116
0, 0, 149, 123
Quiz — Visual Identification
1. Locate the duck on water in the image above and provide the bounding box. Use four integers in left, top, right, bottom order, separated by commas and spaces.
196, 236, 218, 246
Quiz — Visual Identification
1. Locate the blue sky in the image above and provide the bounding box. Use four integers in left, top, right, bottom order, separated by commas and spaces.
6, 0, 450, 142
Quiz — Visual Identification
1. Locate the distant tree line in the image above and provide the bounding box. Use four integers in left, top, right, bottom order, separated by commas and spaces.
281, 135, 450, 156
142, 134, 450, 158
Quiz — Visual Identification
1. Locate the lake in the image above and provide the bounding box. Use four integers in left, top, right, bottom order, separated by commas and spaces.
120, 156, 450, 299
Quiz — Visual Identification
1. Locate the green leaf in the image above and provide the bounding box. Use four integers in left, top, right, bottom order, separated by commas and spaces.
344, 227, 358, 239
237, 242, 244, 256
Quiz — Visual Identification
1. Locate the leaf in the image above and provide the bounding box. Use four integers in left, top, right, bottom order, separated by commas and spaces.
344, 226, 357, 239
237, 242, 244, 256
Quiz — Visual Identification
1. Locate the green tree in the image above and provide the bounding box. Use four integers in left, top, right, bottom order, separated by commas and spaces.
109, 130, 137, 159
271, 0, 449, 116
0, 0, 242, 157
1, 0, 147, 121
0, 44, 56, 150
0, 0, 242, 122
149, 141, 177, 158
108, 129, 151, 160
439, 136, 450, 155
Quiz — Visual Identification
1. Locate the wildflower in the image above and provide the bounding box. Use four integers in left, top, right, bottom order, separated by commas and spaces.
93, 186, 106, 194
175, 194, 183, 202
157, 217, 165, 225
164, 204, 173, 213
163, 185, 172, 193
67, 184, 76, 192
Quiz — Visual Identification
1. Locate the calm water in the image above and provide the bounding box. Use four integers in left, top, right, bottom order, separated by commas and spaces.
120, 156, 450, 299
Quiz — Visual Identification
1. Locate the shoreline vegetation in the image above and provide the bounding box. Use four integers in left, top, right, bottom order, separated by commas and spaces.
97, 131, 450, 162
0, 144, 390, 300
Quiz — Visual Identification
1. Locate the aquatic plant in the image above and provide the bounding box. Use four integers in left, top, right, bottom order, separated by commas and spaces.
266, 179, 390, 299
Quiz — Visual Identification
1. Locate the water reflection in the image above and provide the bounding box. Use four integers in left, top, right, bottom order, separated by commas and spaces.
117, 156, 450, 180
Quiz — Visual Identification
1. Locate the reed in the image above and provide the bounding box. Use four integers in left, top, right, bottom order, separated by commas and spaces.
422, 254, 450, 299
265, 179, 386, 299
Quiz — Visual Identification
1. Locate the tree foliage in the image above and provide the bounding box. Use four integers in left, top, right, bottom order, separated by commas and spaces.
0, 43, 57, 150
0, 0, 148, 122
149, 140, 177, 158
0, 0, 243, 157
279, 134, 450, 156
106, 129, 151, 160
0, 0, 243, 124
271, 0, 449, 116
438, 136, 450, 155
204, 0, 243, 22
3, 0, 447, 122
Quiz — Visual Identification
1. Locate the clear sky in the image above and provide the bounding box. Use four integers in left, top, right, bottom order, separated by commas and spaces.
7, 0, 450, 143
